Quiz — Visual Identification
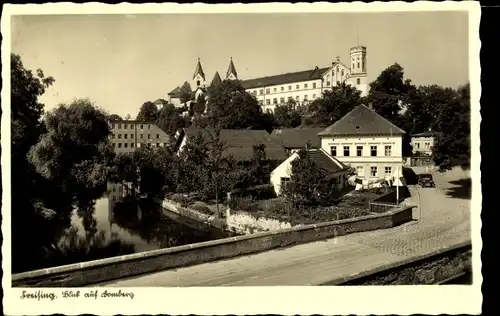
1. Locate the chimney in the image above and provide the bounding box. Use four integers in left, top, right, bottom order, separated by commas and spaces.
336, 56, 340, 61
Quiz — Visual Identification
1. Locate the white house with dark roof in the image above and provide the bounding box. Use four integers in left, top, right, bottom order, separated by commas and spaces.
318, 104, 406, 185
270, 148, 350, 196
411, 131, 438, 156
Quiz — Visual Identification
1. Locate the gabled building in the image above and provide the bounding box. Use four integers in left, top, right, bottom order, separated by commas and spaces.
270, 127, 325, 155
317, 104, 406, 185
108, 120, 171, 154
270, 148, 350, 196
411, 131, 438, 156
167, 86, 182, 108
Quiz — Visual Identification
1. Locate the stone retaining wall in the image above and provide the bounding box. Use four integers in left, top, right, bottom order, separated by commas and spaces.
12, 206, 414, 287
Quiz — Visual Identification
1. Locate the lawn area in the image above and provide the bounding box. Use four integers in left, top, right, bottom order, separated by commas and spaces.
230, 187, 391, 226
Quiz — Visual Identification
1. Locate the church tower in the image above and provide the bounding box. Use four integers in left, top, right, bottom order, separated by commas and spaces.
347, 46, 368, 97
226, 57, 238, 80
192, 58, 206, 88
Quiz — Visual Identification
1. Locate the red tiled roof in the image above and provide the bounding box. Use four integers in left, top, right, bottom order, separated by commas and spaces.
241, 66, 331, 90
181, 127, 288, 162
318, 104, 406, 137
270, 127, 325, 149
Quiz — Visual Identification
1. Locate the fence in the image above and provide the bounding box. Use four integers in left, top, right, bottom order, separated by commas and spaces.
369, 186, 411, 213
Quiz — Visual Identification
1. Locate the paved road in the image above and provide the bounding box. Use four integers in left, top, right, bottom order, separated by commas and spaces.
101, 168, 471, 286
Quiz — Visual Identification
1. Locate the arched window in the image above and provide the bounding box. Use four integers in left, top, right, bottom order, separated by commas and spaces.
196, 80, 200, 86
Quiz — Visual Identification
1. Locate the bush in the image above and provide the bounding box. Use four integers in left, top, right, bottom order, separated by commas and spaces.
231, 184, 276, 200
170, 193, 191, 207
191, 203, 213, 216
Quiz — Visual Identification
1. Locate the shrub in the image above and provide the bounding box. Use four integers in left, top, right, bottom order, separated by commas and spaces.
191, 204, 213, 216
170, 193, 191, 207
228, 197, 255, 212
231, 184, 277, 200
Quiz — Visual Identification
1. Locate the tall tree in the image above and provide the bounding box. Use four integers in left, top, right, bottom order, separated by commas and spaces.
273, 100, 302, 128
28, 99, 115, 208
155, 103, 188, 136
206, 79, 264, 129
136, 101, 159, 122
179, 81, 193, 104
108, 114, 122, 121
432, 83, 470, 171
192, 94, 206, 115
307, 82, 363, 127
10, 53, 56, 271
176, 132, 209, 197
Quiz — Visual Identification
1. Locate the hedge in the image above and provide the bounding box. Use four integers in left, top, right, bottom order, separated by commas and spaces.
230, 184, 277, 200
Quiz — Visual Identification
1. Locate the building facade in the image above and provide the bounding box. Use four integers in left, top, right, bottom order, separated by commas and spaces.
164, 46, 368, 113
318, 105, 405, 186
108, 120, 171, 154
411, 132, 437, 156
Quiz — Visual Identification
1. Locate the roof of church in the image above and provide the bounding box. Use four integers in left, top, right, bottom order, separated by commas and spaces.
168, 86, 181, 97
210, 71, 222, 86
177, 127, 288, 162
193, 58, 205, 80
241, 66, 331, 90
270, 127, 325, 149
318, 104, 406, 137
226, 57, 238, 79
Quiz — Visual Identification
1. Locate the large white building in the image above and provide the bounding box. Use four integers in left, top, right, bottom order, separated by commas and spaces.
317, 104, 405, 186
166, 46, 368, 113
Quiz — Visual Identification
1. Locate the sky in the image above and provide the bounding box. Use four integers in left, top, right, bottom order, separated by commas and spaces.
11, 11, 469, 117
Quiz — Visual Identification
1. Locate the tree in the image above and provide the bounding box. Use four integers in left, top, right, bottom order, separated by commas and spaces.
280, 149, 336, 206
308, 82, 363, 127
108, 114, 122, 121
28, 99, 115, 208
432, 83, 470, 171
110, 152, 139, 196
248, 143, 269, 186
10, 53, 56, 271
192, 94, 206, 115
175, 132, 209, 197
155, 103, 188, 136
206, 79, 264, 129
179, 81, 193, 104
136, 101, 159, 122
274, 100, 302, 128
124, 113, 132, 120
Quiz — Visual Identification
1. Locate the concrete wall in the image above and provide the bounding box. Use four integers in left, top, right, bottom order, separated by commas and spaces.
12, 206, 414, 287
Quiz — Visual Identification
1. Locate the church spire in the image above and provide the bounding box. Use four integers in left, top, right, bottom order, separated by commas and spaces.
210, 71, 222, 87
193, 57, 205, 80
226, 57, 238, 80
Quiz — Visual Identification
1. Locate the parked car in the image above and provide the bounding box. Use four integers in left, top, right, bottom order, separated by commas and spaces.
418, 173, 435, 188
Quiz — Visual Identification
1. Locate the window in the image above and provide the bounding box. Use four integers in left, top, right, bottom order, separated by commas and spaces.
343, 146, 350, 156
385, 145, 392, 156
356, 78, 360, 85
118, 124, 122, 129
385, 167, 392, 175
356, 166, 363, 175
252, 91, 257, 96
259, 89, 264, 95
131, 143, 134, 148
357, 146, 363, 156
124, 143, 128, 148
312, 94, 316, 99
148, 134, 151, 139
110, 134, 115, 139
112, 143, 116, 148
123, 124, 127, 129
266, 88, 270, 94
330, 146, 337, 156
357, 62, 360, 68
370, 166, 377, 177
258, 100, 263, 106
288, 85, 292, 91
148, 124, 151, 129
341, 70, 344, 76
266, 99, 270, 105
288, 96, 293, 101
296, 96, 300, 101
140, 134, 144, 139
281, 177, 291, 188
273, 98, 278, 104
352, 63, 355, 69
140, 124, 144, 129
273, 87, 277, 92
370, 145, 377, 157
111, 123, 115, 129
280, 97, 285, 104
124, 134, 128, 139
118, 143, 122, 148
118, 134, 122, 139
425, 142, 430, 149
296, 84, 299, 89
304, 83, 308, 89
130, 134, 134, 139
281, 86, 284, 91
157, 134, 160, 139
416, 142, 420, 149
326, 81, 330, 86
313, 83, 316, 89
303, 95, 308, 101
